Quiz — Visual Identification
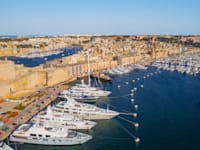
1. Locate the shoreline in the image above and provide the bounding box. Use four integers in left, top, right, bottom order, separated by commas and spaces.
0, 35, 200, 141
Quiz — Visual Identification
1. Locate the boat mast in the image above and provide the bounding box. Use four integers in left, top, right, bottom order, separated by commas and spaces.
87, 50, 91, 86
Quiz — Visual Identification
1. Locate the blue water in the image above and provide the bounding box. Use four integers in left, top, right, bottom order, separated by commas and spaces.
4, 47, 81, 67
14, 67, 200, 150
0, 35, 17, 39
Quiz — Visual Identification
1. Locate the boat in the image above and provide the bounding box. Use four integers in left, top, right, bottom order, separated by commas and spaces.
0, 141, 13, 150
61, 79, 111, 101
151, 53, 200, 76
133, 64, 148, 70
103, 64, 135, 76
53, 95, 119, 120
59, 91, 98, 103
31, 106, 96, 130
19, 49, 63, 58
10, 124, 92, 145
61, 50, 111, 103
69, 85, 111, 97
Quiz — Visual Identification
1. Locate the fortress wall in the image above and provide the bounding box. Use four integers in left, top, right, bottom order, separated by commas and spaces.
0, 49, 19, 56
47, 68, 71, 86
0, 61, 16, 81
1, 71, 46, 98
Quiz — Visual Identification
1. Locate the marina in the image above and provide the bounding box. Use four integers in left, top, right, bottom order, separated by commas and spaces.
152, 53, 200, 75
5, 65, 200, 150
0, 35, 200, 150
1, 0, 200, 149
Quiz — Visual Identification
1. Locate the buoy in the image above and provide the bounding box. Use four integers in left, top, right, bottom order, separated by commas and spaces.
125, 82, 129, 85
117, 85, 120, 88
130, 93, 134, 96
134, 87, 137, 91
134, 123, 139, 128
133, 113, 137, 118
132, 80, 135, 83
134, 105, 138, 109
140, 84, 144, 88
143, 76, 146, 79
137, 78, 140, 81
134, 137, 140, 143
150, 73, 153, 76
131, 98, 134, 102
147, 75, 149, 77
131, 89, 134, 93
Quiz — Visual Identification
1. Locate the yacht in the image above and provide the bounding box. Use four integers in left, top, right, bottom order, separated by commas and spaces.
59, 91, 99, 103
53, 95, 119, 120
133, 64, 148, 70
0, 142, 13, 150
63, 80, 111, 98
75, 80, 110, 96
10, 124, 92, 145
104, 65, 133, 76
31, 106, 96, 130
68, 50, 111, 100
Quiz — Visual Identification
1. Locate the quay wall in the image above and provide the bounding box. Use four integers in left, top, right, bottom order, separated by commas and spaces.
0, 61, 16, 81
0, 59, 118, 98
0, 49, 192, 99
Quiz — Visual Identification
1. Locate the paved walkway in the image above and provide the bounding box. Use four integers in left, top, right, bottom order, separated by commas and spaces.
0, 78, 73, 141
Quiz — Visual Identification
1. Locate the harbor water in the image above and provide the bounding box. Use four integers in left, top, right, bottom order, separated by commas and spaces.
5, 47, 81, 67
15, 67, 200, 150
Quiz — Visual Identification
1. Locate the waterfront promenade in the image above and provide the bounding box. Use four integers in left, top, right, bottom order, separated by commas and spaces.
0, 77, 76, 141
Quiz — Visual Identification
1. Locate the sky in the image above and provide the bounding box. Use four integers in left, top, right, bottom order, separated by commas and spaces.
0, 0, 199, 35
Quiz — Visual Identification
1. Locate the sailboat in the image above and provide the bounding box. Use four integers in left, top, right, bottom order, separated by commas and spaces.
61, 50, 111, 102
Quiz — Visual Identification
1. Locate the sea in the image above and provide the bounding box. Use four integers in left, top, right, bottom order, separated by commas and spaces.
7, 47, 81, 67
10, 66, 200, 150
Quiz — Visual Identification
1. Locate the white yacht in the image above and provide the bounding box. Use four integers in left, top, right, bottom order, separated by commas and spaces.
10, 124, 92, 146
53, 95, 119, 120
62, 80, 111, 98
68, 87, 111, 97
60, 90, 99, 103
104, 65, 133, 76
0, 142, 13, 150
67, 50, 111, 100
74, 80, 111, 96
31, 106, 96, 130
133, 64, 148, 70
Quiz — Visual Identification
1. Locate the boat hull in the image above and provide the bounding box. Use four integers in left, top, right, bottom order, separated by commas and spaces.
10, 135, 92, 146
32, 120, 96, 130
69, 113, 118, 120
